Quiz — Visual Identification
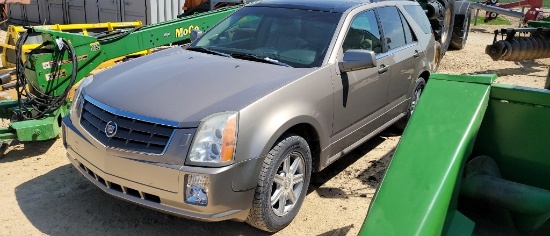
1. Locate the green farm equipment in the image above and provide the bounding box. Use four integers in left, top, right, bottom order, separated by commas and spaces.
361, 17, 550, 235
361, 73, 550, 235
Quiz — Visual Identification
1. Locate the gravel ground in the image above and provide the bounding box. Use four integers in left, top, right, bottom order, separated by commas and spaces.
0, 21, 549, 236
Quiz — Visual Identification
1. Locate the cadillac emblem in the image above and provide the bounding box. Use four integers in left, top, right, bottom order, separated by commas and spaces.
105, 121, 118, 138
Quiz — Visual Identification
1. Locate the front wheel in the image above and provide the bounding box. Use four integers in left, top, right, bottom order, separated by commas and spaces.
246, 134, 312, 232
395, 77, 426, 130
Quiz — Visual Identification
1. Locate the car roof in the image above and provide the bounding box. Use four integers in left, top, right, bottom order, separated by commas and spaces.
248, 0, 378, 13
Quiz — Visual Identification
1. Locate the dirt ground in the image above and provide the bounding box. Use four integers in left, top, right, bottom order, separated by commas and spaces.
0, 20, 549, 236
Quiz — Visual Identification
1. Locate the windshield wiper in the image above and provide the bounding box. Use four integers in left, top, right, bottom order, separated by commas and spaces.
187, 47, 232, 57
231, 53, 291, 67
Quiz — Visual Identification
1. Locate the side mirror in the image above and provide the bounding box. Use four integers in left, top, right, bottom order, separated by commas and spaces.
190, 29, 203, 42
338, 49, 377, 73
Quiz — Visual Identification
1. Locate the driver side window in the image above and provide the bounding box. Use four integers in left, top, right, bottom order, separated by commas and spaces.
343, 10, 382, 53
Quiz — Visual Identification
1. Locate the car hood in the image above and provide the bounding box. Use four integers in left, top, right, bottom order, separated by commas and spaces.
85, 47, 314, 127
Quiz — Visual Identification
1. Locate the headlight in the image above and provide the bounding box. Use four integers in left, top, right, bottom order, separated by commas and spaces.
69, 75, 94, 117
188, 112, 238, 164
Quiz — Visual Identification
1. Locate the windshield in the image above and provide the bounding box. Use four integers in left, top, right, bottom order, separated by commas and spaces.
190, 6, 341, 68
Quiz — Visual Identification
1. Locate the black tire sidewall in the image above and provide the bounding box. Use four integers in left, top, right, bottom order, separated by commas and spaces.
408, 77, 427, 119
259, 135, 312, 231
450, 9, 471, 50
395, 77, 427, 130
437, 0, 455, 56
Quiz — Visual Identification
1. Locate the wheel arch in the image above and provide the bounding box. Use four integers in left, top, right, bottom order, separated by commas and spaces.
232, 112, 327, 191
269, 122, 322, 172
256, 116, 324, 170
420, 70, 431, 82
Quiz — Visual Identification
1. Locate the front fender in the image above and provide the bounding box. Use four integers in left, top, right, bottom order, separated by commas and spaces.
231, 67, 335, 191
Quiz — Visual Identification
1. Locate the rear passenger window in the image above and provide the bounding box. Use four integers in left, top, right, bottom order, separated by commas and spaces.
379, 7, 406, 51
399, 10, 417, 44
379, 7, 418, 50
404, 5, 432, 34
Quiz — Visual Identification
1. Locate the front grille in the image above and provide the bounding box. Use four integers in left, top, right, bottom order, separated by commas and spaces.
80, 99, 174, 154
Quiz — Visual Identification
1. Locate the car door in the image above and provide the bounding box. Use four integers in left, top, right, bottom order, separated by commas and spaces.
378, 6, 423, 119
331, 9, 391, 158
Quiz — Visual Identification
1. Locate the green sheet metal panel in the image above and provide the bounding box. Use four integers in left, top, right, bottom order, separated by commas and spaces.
473, 84, 550, 190
361, 74, 495, 235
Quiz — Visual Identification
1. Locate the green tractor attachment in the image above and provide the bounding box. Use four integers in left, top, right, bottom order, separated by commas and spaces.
361, 74, 550, 235
362, 14, 550, 235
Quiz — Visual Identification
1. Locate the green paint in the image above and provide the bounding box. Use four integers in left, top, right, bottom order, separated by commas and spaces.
361, 74, 492, 235
527, 20, 550, 28
361, 74, 550, 234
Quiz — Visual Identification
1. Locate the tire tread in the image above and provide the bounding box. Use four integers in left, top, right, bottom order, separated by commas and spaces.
246, 134, 311, 232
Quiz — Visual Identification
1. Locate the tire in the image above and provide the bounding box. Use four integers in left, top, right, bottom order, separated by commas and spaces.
246, 134, 312, 232
394, 77, 426, 130
431, 0, 455, 59
450, 9, 471, 50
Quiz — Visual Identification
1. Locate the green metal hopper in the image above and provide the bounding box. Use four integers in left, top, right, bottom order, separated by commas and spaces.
361, 74, 550, 235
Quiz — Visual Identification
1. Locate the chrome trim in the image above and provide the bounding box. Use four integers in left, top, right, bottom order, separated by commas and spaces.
105, 121, 118, 138
84, 94, 179, 127
103, 132, 176, 156
80, 95, 178, 156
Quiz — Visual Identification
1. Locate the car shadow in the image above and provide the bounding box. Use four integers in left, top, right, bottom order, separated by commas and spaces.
15, 164, 269, 236
356, 148, 394, 187
309, 128, 400, 194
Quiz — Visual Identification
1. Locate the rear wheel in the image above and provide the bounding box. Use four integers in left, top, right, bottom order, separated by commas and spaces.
432, 0, 455, 59
450, 9, 472, 50
395, 77, 426, 130
246, 134, 312, 232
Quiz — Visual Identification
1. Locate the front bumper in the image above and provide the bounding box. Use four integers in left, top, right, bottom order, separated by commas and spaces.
62, 116, 258, 222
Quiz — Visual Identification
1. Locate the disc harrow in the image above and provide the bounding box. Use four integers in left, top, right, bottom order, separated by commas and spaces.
485, 27, 550, 61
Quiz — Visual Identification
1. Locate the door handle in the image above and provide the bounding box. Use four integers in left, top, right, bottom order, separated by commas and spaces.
413, 50, 419, 58
378, 65, 388, 74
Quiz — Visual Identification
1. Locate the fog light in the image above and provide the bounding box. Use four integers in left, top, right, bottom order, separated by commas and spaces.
185, 174, 210, 206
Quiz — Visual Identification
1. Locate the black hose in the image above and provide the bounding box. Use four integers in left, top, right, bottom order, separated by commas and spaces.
15, 29, 78, 120
97, 27, 141, 44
